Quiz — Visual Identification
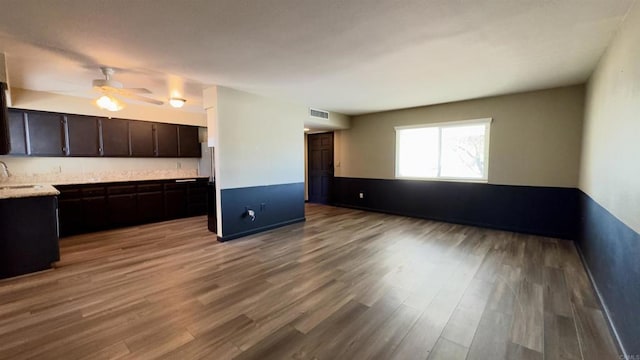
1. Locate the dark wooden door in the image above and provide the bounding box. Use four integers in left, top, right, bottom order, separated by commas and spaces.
7, 110, 27, 155
66, 115, 101, 156
25, 111, 66, 156
178, 125, 201, 157
100, 118, 129, 156
307, 132, 334, 204
155, 123, 178, 157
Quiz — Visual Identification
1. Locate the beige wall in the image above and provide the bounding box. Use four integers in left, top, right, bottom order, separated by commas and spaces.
335, 85, 585, 188
215, 86, 306, 190
580, 2, 640, 233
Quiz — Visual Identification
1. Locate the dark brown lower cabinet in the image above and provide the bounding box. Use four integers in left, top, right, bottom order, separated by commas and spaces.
0, 195, 59, 279
138, 191, 164, 223
165, 188, 188, 219
57, 178, 208, 237
188, 182, 208, 216
58, 198, 83, 236
83, 196, 108, 231
108, 193, 138, 227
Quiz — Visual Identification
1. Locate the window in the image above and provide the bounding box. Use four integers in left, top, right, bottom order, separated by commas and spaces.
395, 118, 491, 181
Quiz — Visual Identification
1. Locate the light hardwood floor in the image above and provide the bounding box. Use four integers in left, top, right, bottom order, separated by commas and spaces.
0, 204, 619, 359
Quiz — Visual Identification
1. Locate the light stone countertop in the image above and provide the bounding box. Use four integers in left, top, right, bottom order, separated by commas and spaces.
0, 184, 60, 200
0, 169, 209, 199
45, 175, 210, 186
2, 169, 208, 186
0, 174, 210, 199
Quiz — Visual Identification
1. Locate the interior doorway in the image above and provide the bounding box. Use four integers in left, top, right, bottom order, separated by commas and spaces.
307, 132, 334, 204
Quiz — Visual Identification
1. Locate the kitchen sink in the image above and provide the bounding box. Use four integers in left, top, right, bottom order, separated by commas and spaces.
0, 185, 43, 190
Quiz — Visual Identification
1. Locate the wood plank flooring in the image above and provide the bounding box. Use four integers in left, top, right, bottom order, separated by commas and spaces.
0, 204, 620, 359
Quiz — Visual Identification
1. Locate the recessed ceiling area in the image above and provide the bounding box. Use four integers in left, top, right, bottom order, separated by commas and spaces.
0, 0, 634, 115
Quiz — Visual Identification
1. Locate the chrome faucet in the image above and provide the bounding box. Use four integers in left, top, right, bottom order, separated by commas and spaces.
0, 161, 10, 180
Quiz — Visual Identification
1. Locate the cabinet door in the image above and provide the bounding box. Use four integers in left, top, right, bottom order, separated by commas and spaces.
57, 187, 83, 236
165, 184, 188, 219
108, 193, 138, 227
187, 181, 208, 216
0, 196, 59, 278
129, 120, 155, 157
83, 196, 108, 231
25, 111, 66, 156
101, 118, 130, 156
58, 198, 84, 236
7, 110, 27, 155
0, 85, 8, 155
66, 115, 101, 156
178, 125, 201, 157
155, 123, 178, 157
138, 191, 165, 223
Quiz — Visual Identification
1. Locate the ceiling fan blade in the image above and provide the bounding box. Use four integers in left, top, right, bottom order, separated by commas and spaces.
113, 90, 164, 105
121, 87, 152, 94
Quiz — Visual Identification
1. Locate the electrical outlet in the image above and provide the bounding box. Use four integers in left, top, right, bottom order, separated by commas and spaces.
359, 192, 364, 199
176, 162, 182, 169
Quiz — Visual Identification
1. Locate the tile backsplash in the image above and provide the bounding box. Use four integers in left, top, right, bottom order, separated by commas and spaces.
0, 156, 200, 185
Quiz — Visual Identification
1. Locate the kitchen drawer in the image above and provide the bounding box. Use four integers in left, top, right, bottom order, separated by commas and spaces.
164, 182, 190, 190
108, 185, 137, 195
57, 188, 82, 200
188, 186, 207, 196
137, 183, 163, 193
82, 186, 106, 197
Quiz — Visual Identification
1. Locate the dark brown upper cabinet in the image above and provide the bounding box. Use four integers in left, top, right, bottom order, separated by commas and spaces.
100, 118, 129, 157
178, 125, 201, 157
0, 83, 9, 155
7, 110, 27, 155
25, 111, 66, 156
154, 123, 178, 157
129, 120, 155, 157
66, 115, 101, 156
2, 108, 200, 158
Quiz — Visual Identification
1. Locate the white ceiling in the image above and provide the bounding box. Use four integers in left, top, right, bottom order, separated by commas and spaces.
0, 0, 634, 115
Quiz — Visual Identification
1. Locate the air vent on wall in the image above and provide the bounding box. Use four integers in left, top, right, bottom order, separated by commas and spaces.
310, 108, 329, 120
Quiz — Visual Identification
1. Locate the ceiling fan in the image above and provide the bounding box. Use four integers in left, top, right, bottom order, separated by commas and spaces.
92, 67, 163, 111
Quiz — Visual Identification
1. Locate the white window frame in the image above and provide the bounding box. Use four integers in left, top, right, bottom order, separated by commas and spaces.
394, 118, 492, 182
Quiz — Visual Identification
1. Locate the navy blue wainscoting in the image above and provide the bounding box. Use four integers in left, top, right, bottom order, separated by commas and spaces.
577, 191, 640, 356
218, 182, 305, 241
331, 177, 580, 240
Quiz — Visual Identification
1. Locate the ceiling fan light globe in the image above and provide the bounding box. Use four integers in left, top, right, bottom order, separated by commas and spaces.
169, 97, 186, 108
96, 95, 124, 112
